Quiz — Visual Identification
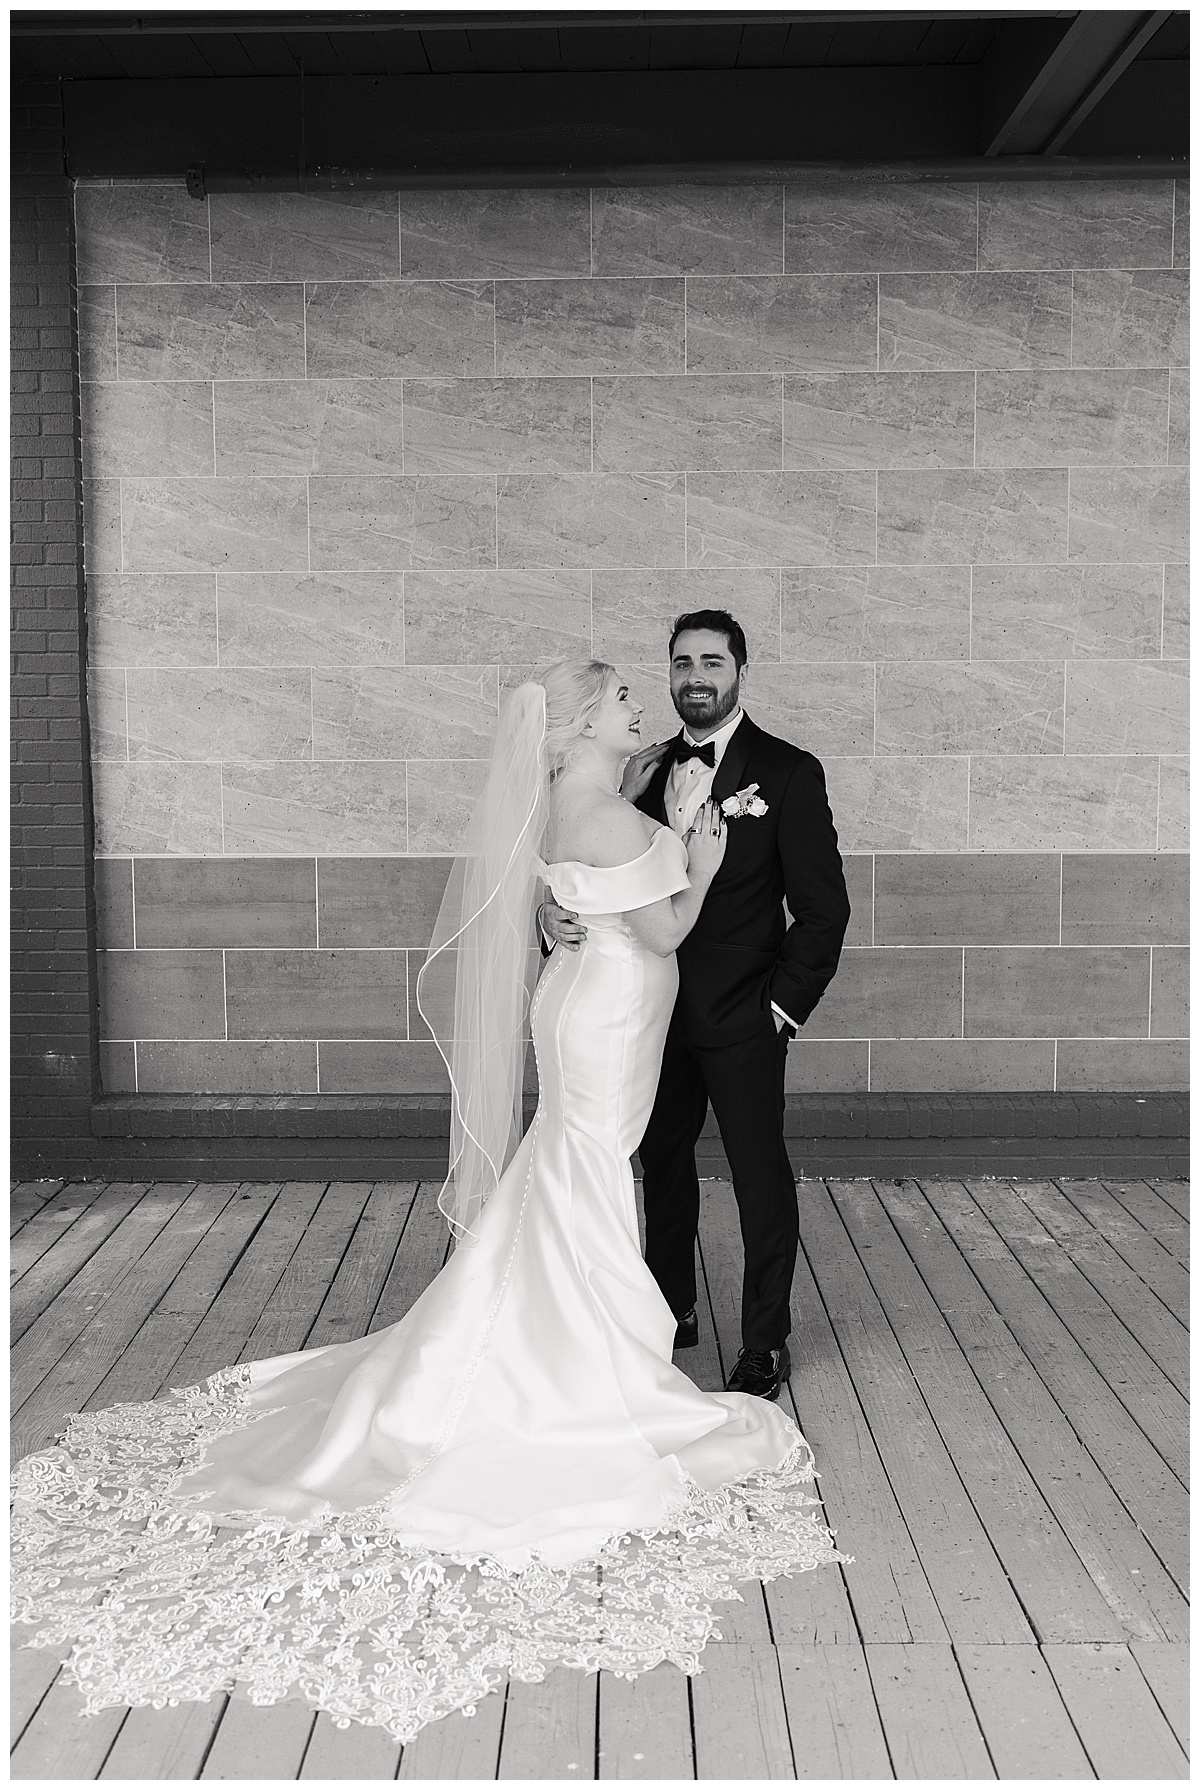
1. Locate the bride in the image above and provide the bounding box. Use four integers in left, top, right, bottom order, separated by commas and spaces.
11, 661, 847, 1743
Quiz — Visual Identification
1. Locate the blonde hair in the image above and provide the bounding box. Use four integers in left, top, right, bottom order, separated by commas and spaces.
538, 659, 617, 776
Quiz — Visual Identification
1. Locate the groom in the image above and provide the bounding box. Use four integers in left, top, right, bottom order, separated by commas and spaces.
542, 611, 850, 1400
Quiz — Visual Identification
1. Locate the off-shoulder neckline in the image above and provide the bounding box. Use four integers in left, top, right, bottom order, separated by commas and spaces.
540, 826, 678, 877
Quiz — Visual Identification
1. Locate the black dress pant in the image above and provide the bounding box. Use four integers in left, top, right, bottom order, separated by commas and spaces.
638, 1016, 796, 1351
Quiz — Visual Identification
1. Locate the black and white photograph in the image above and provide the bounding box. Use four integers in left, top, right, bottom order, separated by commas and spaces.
10, 4, 1189, 1780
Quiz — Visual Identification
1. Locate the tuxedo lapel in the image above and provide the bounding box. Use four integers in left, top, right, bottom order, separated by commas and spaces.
711, 714, 760, 807
639, 731, 682, 824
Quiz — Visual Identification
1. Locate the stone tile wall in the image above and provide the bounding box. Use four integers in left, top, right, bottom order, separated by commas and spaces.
78, 180, 1189, 1097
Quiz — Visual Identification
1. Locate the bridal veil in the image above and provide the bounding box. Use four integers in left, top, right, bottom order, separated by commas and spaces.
416, 681, 549, 1242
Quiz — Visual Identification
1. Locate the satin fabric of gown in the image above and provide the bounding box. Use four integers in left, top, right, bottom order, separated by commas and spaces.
11, 830, 847, 1742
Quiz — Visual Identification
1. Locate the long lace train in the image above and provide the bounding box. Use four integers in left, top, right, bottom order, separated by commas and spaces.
11, 1366, 849, 1744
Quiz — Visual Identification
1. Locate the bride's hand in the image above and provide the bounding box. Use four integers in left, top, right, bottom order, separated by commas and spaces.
683, 800, 727, 883
620, 740, 672, 802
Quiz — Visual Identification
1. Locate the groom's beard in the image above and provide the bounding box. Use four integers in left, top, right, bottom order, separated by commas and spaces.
674, 680, 740, 732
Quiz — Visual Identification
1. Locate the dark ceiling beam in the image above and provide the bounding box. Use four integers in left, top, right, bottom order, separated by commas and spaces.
982, 11, 1172, 155
57, 58, 1189, 182
64, 67, 983, 174
10, 10, 1049, 34
1040, 10, 1173, 153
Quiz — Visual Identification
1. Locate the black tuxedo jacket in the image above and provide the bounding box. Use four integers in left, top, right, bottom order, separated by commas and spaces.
636, 714, 850, 1047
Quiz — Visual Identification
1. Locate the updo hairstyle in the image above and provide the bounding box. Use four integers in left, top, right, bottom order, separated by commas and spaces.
538, 659, 617, 778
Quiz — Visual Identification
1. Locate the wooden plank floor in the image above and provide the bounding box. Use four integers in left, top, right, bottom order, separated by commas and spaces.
11, 1176, 1189, 1781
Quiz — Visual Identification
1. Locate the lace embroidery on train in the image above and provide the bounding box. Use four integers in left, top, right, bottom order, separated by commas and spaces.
11, 1368, 849, 1745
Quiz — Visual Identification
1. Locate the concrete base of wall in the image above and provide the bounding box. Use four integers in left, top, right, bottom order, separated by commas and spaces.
12, 1091, 1185, 1182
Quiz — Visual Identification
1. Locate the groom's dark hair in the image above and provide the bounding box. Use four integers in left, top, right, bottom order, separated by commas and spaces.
669, 609, 748, 671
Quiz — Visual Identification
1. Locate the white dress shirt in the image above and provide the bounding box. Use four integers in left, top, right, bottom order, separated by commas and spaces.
664, 707, 745, 839
664, 709, 796, 1032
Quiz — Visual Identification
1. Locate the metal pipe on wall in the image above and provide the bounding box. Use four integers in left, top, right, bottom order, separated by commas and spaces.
184, 155, 1189, 197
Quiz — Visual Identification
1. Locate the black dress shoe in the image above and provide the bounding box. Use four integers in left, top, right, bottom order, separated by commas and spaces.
673, 1307, 699, 1350
725, 1343, 791, 1401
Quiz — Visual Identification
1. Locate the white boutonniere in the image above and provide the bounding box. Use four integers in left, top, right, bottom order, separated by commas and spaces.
721, 783, 769, 819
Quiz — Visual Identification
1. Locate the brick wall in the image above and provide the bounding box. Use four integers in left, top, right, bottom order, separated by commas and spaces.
11, 91, 101, 1173
76, 179, 1189, 1101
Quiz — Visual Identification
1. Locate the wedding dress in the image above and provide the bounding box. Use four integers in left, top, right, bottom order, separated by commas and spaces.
11, 828, 847, 1743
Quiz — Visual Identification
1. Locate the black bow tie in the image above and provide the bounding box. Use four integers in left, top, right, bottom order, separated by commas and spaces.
674, 738, 717, 768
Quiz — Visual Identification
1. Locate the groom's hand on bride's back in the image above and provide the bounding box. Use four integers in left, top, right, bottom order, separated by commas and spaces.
540, 896, 588, 952
620, 740, 672, 802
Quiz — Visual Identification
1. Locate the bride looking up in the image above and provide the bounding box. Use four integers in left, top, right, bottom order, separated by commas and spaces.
543, 660, 719, 953
12, 660, 847, 1745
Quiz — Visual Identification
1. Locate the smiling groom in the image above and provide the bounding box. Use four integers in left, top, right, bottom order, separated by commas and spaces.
544, 610, 851, 1401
